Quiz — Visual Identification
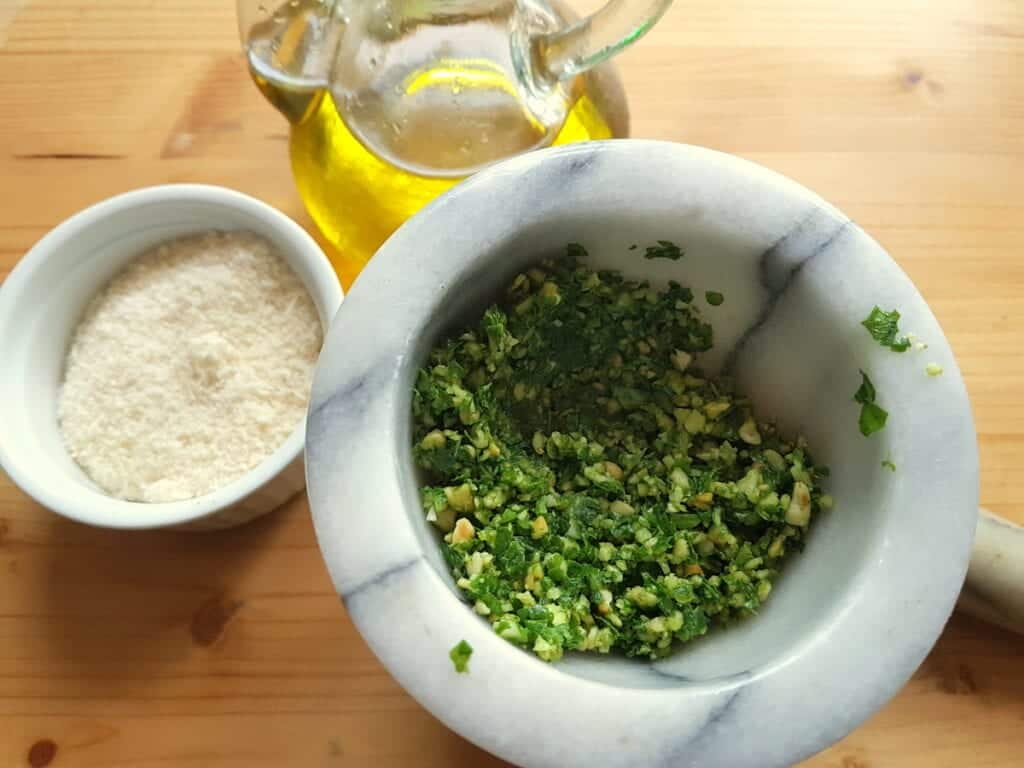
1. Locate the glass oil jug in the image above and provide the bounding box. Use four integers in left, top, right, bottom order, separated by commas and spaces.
239, 0, 672, 280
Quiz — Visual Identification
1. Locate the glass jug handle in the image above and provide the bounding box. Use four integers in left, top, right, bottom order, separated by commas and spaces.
533, 0, 673, 82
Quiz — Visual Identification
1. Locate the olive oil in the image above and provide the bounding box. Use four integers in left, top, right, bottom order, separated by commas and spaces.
245, 0, 621, 283
252, 71, 614, 282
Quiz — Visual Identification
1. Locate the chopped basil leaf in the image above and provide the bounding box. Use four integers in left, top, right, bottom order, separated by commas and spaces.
643, 240, 684, 261
449, 640, 473, 673
861, 306, 911, 352
859, 402, 888, 436
853, 370, 876, 405
853, 370, 888, 436
705, 291, 724, 306
566, 242, 588, 260
881, 459, 896, 472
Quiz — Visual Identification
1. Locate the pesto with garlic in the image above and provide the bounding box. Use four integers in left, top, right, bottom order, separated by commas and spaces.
412, 248, 830, 662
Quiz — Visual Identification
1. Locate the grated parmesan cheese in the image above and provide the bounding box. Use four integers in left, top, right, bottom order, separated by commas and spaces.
58, 231, 323, 503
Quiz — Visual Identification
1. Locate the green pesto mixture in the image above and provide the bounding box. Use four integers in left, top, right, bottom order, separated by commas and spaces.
413, 247, 831, 662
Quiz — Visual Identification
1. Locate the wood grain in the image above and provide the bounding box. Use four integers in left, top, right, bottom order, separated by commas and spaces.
1, 0, 1022, 766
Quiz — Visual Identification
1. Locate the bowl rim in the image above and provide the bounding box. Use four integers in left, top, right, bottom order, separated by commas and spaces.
306, 140, 978, 768
0, 183, 343, 529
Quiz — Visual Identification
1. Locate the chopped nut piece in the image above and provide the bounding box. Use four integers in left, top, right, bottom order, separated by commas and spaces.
451, 517, 476, 544
785, 482, 812, 527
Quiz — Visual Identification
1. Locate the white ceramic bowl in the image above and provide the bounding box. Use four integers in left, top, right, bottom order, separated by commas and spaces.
0, 184, 343, 530
306, 141, 978, 767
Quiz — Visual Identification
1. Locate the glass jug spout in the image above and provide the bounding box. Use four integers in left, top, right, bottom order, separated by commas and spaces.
239, 0, 343, 123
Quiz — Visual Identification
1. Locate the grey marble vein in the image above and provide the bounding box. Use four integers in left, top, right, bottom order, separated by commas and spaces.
660, 687, 745, 767
341, 555, 422, 601
648, 665, 752, 686
564, 149, 599, 176
723, 212, 852, 374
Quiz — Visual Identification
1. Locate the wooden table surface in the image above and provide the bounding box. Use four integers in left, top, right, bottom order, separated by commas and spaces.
2, 0, 1023, 766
